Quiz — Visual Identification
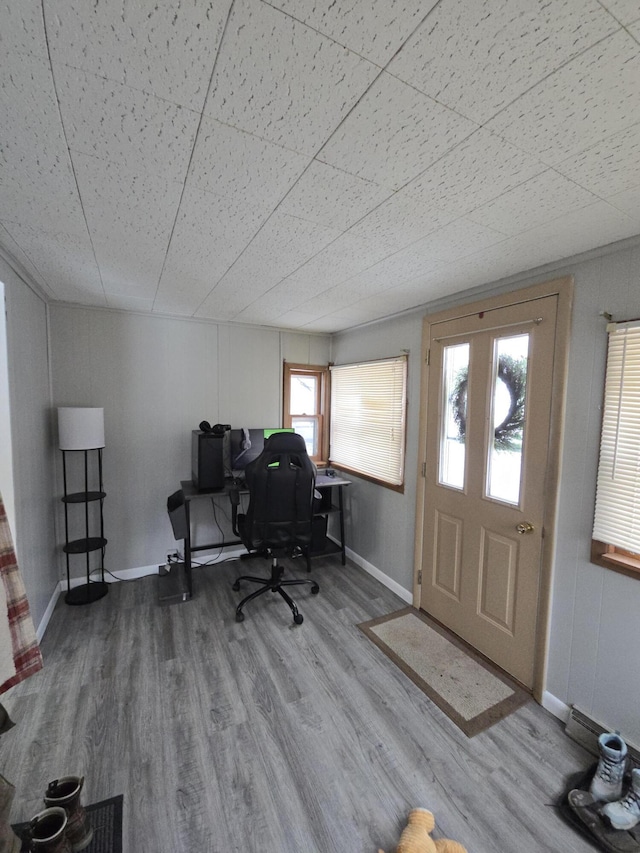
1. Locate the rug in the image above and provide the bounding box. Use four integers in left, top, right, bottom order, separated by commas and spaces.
13, 794, 123, 853
358, 606, 531, 737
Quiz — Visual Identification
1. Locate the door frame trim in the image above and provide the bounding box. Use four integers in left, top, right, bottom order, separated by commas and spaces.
413, 276, 574, 701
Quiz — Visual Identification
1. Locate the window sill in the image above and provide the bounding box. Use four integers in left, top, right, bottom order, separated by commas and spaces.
591, 540, 640, 579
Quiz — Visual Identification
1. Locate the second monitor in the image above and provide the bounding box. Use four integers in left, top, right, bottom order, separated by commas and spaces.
228, 427, 294, 477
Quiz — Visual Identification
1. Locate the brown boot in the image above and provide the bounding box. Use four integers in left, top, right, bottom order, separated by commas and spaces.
0, 774, 22, 853
27, 807, 71, 853
44, 778, 92, 853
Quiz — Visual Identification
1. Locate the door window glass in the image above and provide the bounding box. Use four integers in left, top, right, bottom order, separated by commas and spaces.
486, 335, 529, 504
440, 343, 470, 489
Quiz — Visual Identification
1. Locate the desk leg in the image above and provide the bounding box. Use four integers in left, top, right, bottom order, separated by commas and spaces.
185, 499, 193, 598
338, 485, 346, 566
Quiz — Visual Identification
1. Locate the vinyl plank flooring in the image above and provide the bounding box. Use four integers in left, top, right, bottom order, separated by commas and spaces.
0, 557, 597, 852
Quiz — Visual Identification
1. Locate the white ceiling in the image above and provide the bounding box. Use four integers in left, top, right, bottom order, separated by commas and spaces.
2, 0, 640, 334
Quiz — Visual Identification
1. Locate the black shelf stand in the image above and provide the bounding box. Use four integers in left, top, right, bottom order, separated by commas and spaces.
61, 448, 108, 605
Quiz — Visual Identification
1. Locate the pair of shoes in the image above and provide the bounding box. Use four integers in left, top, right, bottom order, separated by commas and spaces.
28, 776, 93, 852
590, 733, 640, 831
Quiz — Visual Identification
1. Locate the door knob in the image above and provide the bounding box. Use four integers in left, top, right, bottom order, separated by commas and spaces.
516, 521, 535, 535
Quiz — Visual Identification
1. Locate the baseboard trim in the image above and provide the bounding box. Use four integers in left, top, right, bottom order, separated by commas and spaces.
541, 691, 571, 723
345, 546, 413, 604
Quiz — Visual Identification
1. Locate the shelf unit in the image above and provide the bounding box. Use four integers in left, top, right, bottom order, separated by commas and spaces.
61, 448, 108, 605
311, 476, 349, 564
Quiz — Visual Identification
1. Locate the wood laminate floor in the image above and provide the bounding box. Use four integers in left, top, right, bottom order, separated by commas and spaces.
1, 556, 597, 852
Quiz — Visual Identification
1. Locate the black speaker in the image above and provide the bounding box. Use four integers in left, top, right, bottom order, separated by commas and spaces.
192, 430, 225, 491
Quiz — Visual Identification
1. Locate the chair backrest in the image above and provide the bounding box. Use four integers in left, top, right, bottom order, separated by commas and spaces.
242, 432, 316, 551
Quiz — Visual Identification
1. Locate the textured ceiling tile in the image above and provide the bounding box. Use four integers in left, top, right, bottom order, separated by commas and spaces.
73, 153, 182, 248
92, 238, 164, 297
189, 117, 310, 204
606, 186, 640, 219
203, 0, 379, 156
2, 222, 104, 302
47, 0, 232, 111
467, 170, 599, 235
405, 129, 546, 216
0, 1, 48, 57
346, 191, 457, 251
194, 212, 343, 319
165, 184, 272, 283
410, 218, 506, 263
153, 265, 220, 317
0, 53, 69, 174
318, 71, 478, 190
598, 0, 640, 26
267, 0, 435, 66
0, 225, 55, 298
279, 160, 392, 230
387, 0, 618, 124
555, 123, 640, 198
515, 200, 640, 258
55, 66, 200, 182
487, 31, 640, 165
0, 165, 87, 239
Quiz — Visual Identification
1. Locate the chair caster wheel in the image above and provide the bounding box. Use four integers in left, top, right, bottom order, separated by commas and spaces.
235, 611, 245, 622
311, 584, 319, 594
294, 613, 304, 625
232, 581, 240, 591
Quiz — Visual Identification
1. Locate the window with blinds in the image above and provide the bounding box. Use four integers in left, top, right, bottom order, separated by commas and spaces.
592, 322, 640, 567
329, 356, 407, 490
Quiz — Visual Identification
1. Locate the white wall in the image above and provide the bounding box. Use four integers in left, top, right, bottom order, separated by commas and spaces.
48, 306, 331, 576
1, 257, 58, 629
332, 237, 640, 746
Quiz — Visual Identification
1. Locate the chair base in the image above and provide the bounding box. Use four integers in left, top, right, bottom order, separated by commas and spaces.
233, 555, 319, 624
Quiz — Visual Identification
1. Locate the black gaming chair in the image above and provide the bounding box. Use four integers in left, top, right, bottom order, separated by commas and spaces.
233, 432, 319, 624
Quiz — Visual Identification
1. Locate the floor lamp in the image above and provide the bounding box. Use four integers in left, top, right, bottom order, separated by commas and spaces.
58, 407, 109, 605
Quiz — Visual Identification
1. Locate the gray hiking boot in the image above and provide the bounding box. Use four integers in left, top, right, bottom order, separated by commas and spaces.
590, 733, 627, 803
602, 768, 640, 831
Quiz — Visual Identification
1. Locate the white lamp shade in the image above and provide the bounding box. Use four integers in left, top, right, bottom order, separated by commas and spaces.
58, 407, 105, 450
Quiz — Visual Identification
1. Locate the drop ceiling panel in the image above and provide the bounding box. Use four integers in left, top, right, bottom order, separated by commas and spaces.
194, 212, 343, 320
387, 0, 619, 124
1, 1, 48, 57
487, 31, 640, 165
266, 0, 434, 66
555, 123, 640, 198
278, 161, 392, 231
607, 187, 640, 220
3, 223, 103, 302
47, 0, 232, 111
404, 129, 547, 217
203, 0, 379, 156
408, 218, 507, 264
467, 170, 599, 236
54, 67, 199, 181
318, 71, 479, 190
187, 117, 311, 203
346, 192, 457, 252
600, 0, 640, 26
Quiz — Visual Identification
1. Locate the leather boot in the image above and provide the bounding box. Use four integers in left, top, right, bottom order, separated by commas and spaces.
27, 807, 71, 853
0, 775, 22, 853
44, 777, 92, 853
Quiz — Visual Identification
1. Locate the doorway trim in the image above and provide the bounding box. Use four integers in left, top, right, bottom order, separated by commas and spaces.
413, 276, 574, 702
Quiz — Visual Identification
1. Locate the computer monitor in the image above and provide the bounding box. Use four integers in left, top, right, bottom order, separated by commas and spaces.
229, 427, 294, 476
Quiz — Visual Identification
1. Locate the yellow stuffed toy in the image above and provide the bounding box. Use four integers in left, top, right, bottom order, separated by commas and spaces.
379, 808, 468, 853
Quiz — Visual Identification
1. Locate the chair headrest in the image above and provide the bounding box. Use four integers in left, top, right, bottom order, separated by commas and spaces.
262, 432, 307, 454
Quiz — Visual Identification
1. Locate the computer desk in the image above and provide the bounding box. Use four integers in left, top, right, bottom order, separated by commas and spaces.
178, 473, 350, 598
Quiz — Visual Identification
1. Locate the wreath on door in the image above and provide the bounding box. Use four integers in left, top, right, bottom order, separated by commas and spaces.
450, 354, 527, 451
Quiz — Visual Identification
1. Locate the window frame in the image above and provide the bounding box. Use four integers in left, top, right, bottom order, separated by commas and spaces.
329, 355, 408, 492
591, 320, 640, 580
283, 362, 330, 465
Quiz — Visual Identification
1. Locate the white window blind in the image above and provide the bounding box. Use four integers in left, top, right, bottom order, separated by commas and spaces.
330, 356, 407, 487
592, 322, 640, 554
